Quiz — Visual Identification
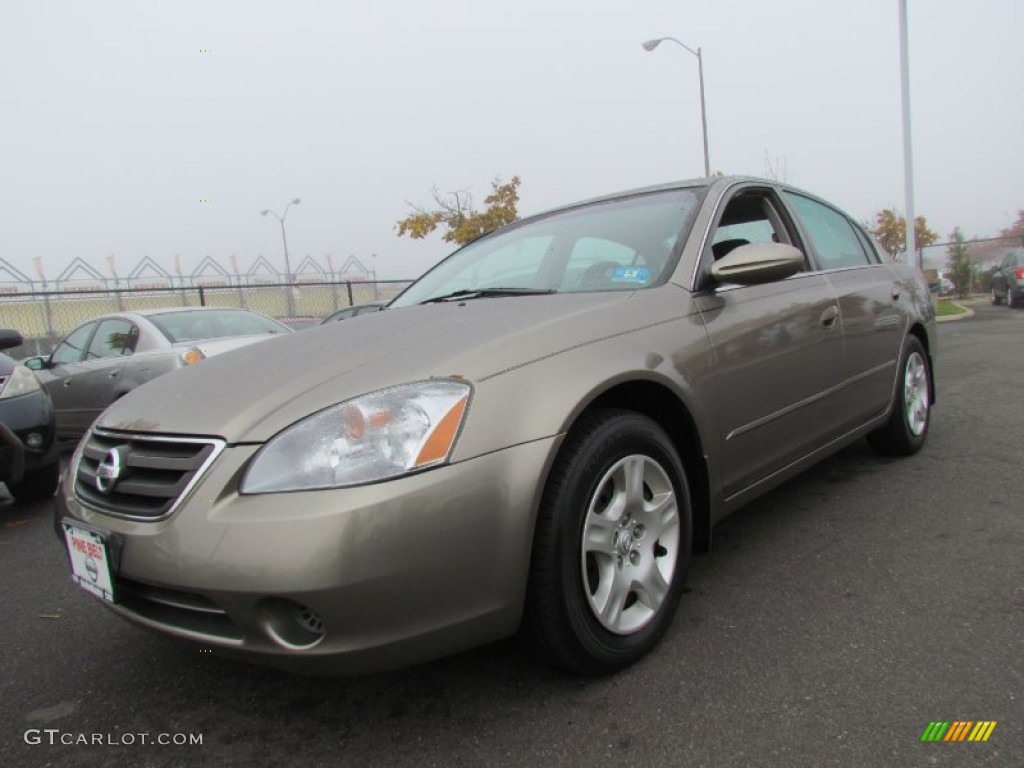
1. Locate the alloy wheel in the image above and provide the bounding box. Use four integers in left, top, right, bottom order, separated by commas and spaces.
580, 454, 680, 635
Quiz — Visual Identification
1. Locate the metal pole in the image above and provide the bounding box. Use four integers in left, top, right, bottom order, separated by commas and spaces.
898, 0, 917, 269
279, 219, 296, 316
642, 37, 710, 178
279, 220, 292, 285
696, 48, 710, 178
261, 199, 300, 316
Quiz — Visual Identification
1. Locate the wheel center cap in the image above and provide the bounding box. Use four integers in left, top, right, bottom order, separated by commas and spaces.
617, 531, 634, 555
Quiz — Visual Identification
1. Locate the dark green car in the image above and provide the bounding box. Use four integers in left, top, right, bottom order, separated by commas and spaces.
991, 250, 1024, 307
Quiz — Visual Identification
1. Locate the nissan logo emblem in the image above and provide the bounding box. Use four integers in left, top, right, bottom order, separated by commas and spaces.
95, 447, 124, 494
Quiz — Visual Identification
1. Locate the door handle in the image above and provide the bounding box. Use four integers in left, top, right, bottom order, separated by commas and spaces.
108, 371, 119, 378
820, 305, 839, 330
891, 286, 901, 301
63, 378, 73, 387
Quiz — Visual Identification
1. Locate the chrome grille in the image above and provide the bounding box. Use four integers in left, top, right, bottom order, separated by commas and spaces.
74, 429, 225, 520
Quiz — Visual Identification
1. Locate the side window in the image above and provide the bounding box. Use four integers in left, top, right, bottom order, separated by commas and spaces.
852, 225, 882, 265
785, 193, 871, 269
708, 191, 797, 264
87, 319, 139, 359
51, 323, 97, 365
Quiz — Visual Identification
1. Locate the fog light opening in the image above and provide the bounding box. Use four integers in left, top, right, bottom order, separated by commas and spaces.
25, 433, 44, 450
293, 604, 324, 635
259, 598, 326, 650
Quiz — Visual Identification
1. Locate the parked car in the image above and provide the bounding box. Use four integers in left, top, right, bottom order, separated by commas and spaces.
320, 302, 386, 324
54, 177, 936, 676
274, 316, 321, 331
25, 308, 291, 443
0, 330, 60, 502
990, 251, 1024, 307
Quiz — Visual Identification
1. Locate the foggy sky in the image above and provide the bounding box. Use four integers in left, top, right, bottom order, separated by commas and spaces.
2, 0, 1021, 282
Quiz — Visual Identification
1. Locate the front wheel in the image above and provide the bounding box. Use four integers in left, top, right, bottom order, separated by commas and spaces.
867, 336, 931, 456
13, 461, 60, 503
521, 409, 692, 675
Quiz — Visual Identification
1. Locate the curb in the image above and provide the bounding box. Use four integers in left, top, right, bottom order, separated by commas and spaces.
936, 302, 974, 323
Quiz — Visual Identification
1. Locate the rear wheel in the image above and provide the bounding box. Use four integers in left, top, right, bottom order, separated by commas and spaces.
521, 409, 692, 675
1008, 286, 1016, 309
992, 286, 1003, 305
867, 336, 931, 456
13, 461, 60, 503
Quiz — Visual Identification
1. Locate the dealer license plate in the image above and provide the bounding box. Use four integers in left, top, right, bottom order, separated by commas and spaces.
63, 522, 115, 602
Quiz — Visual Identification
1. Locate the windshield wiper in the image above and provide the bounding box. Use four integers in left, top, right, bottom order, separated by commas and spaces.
419, 287, 557, 304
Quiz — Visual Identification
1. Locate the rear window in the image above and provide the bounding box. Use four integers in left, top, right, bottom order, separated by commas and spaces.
148, 310, 290, 343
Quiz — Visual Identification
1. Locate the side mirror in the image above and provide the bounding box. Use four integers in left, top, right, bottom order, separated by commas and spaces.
0, 329, 24, 351
22, 356, 47, 371
711, 242, 805, 286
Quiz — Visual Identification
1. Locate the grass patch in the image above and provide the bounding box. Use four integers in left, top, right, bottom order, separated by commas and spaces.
935, 299, 968, 317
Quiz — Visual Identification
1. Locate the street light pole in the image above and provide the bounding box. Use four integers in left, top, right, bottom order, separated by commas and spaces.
642, 36, 710, 178
260, 197, 301, 315
897, 0, 917, 269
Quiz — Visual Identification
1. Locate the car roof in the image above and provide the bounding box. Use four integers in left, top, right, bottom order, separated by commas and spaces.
78, 307, 274, 324
131, 307, 262, 317
486, 175, 817, 233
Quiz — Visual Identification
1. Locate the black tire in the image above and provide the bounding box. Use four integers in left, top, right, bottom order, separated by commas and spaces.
1008, 286, 1017, 309
992, 287, 1003, 306
867, 336, 931, 456
13, 461, 60, 503
521, 409, 692, 675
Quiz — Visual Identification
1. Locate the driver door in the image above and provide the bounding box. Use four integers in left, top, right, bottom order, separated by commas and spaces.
693, 185, 846, 503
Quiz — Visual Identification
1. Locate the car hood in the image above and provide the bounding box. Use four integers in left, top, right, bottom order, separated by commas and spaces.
98, 290, 679, 442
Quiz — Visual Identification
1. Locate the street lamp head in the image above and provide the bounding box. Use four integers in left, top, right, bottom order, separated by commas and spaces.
641, 39, 663, 52
260, 210, 269, 216
291, 198, 301, 206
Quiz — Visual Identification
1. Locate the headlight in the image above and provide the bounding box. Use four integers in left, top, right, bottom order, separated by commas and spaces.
240, 380, 471, 494
0, 365, 42, 399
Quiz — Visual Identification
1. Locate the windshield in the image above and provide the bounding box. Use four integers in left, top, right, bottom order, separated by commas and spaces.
148, 310, 291, 343
391, 187, 705, 307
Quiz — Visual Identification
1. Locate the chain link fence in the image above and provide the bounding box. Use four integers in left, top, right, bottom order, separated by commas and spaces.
0, 279, 412, 358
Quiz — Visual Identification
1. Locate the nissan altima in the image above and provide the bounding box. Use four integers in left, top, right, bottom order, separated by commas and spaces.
55, 177, 936, 675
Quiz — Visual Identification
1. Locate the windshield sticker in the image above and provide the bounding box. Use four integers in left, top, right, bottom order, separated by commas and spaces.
611, 267, 650, 284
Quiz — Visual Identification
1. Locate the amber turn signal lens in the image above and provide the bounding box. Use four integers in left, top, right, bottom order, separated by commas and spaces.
181, 348, 205, 366
414, 395, 468, 467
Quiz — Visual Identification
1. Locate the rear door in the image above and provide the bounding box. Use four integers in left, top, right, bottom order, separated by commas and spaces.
781, 192, 905, 430
75, 317, 140, 425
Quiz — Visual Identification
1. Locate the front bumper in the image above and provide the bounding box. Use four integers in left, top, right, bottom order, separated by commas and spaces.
0, 390, 58, 486
56, 435, 558, 674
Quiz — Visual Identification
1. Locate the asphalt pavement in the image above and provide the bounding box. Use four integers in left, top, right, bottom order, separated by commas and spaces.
1, 301, 1021, 768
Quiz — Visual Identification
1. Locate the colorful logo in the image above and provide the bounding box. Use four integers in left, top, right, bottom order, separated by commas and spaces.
920, 721, 997, 742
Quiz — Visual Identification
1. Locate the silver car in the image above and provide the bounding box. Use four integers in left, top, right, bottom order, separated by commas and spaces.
55, 177, 936, 675
27, 307, 291, 443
